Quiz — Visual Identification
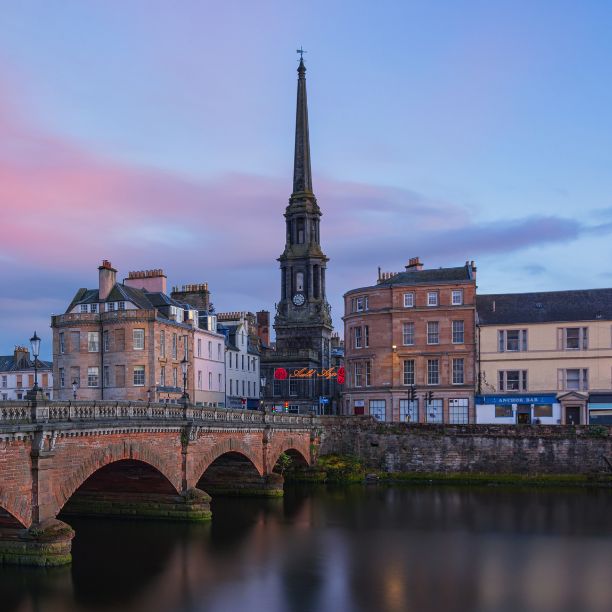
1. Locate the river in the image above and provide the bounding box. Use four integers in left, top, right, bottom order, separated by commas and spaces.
2, 485, 612, 612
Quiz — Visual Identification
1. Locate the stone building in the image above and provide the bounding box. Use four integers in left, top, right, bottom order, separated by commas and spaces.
217, 312, 261, 409
343, 258, 478, 423
476, 288, 612, 425
51, 261, 202, 402
260, 57, 336, 413
0, 346, 53, 401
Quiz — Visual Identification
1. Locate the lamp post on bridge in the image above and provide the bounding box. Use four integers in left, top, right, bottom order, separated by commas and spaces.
181, 356, 189, 410
72, 380, 78, 400
26, 331, 46, 408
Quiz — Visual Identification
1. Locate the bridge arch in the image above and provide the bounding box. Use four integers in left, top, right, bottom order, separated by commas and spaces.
0, 491, 29, 528
189, 438, 264, 488
269, 438, 311, 472
56, 443, 180, 516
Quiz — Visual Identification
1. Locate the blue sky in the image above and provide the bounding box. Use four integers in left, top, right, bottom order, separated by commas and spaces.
1, 1, 611, 358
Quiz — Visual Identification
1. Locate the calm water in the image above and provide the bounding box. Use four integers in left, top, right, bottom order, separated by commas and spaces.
2, 485, 612, 612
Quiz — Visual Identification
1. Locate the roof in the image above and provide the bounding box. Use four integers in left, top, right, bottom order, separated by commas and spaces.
346, 265, 474, 295
477, 289, 612, 325
0, 355, 52, 373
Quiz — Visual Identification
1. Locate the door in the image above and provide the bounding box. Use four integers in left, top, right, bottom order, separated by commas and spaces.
565, 406, 581, 425
517, 404, 531, 424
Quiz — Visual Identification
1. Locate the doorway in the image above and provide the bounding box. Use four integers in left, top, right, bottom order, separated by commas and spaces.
565, 406, 581, 425
517, 404, 531, 424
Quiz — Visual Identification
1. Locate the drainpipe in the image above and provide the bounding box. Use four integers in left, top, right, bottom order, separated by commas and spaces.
100, 311, 105, 400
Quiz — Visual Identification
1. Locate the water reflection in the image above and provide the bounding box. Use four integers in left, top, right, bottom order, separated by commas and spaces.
1, 486, 612, 612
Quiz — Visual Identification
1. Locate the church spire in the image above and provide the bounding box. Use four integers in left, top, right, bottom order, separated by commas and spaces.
292, 54, 313, 195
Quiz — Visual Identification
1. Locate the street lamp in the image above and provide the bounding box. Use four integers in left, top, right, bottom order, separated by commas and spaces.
29, 331, 41, 394
180, 356, 189, 406
260, 377, 266, 411
72, 379, 78, 400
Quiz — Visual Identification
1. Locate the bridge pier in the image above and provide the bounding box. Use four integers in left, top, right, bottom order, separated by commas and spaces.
200, 473, 284, 498
61, 487, 211, 521
0, 519, 74, 566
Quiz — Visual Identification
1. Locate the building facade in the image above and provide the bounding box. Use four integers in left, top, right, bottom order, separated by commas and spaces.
218, 312, 261, 409
192, 323, 226, 407
0, 346, 53, 401
343, 258, 478, 423
261, 57, 336, 413
52, 261, 200, 403
477, 289, 612, 425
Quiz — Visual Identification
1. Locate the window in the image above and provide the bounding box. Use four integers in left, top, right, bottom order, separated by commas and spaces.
80, 304, 88, 313
354, 327, 363, 349
364, 326, 369, 348
402, 322, 414, 346
90, 303, 98, 313
403, 292, 415, 308
59, 368, 65, 388
452, 359, 464, 384
452, 320, 465, 344
172, 367, 178, 387
217, 344, 222, 361
403, 360, 415, 385
355, 296, 368, 312
160, 366, 166, 387
498, 329, 528, 352
103, 366, 110, 387
208, 372, 212, 390
449, 398, 469, 424
70, 331, 80, 353
495, 405, 513, 418
273, 379, 281, 396
369, 400, 386, 421
427, 292, 438, 307
365, 360, 372, 386
218, 373, 223, 392
560, 368, 588, 391
133, 366, 145, 386
561, 327, 588, 350
16, 375, 22, 388
59, 333, 65, 354
289, 379, 298, 396
87, 367, 99, 387
198, 370, 202, 390
160, 331, 166, 358
427, 321, 439, 344
426, 399, 443, 423
498, 370, 528, 391
88, 332, 99, 352
242, 380, 245, 396
115, 329, 125, 351
208, 341, 212, 359
118, 301, 126, 311
107, 302, 116, 312
133, 329, 145, 350
427, 359, 439, 385
534, 404, 553, 418
296, 271, 304, 291
400, 399, 418, 422
242, 355, 245, 370
115, 365, 125, 388
172, 334, 177, 359
103, 330, 110, 352
230, 379, 234, 396
183, 336, 188, 360
354, 363, 363, 387
197, 339, 202, 357
452, 290, 463, 306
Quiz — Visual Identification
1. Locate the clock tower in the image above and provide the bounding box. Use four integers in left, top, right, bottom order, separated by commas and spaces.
261, 55, 334, 412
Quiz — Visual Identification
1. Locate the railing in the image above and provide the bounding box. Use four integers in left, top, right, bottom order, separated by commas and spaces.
0, 401, 314, 427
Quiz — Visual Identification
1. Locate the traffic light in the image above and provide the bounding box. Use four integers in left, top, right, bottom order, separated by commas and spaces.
426, 391, 434, 403
409, 385, 416, 401
241, 397, 246, 408
284, 401, 289, 412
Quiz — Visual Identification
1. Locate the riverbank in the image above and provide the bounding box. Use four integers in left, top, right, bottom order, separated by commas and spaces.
287, 454, 612, 488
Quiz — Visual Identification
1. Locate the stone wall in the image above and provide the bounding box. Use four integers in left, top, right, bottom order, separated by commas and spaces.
318, 417, 612, 474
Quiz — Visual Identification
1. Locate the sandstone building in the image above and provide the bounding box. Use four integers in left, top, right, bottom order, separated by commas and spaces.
343, 258, 477, 422
0, 346, 53, 401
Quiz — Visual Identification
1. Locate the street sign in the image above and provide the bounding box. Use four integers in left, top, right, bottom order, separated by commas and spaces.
319, 396, 329, 404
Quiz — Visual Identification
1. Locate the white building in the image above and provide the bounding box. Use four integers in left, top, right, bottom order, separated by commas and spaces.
192, 320, 225, 407
0, 346, 53, 401
218, 312, 262, 409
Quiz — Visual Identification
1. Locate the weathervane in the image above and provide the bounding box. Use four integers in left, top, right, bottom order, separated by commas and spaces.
296, 46, 307, 60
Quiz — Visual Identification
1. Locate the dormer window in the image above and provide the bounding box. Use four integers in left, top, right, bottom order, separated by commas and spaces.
90, 303, 98, 313
118, 301, 126, 311
107, 302, 116, 311
80, 304, 88, 313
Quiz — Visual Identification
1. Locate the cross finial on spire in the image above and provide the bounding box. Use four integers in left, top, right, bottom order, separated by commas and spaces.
296, 46, 307, 60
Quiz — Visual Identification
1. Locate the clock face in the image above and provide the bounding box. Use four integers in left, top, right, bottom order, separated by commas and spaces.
292, 293, 305, 306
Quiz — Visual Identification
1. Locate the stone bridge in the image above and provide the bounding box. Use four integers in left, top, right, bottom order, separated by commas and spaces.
0, 401, 317, 566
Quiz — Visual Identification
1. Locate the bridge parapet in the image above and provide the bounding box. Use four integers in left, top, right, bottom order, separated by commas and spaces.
0, 401, 315, 428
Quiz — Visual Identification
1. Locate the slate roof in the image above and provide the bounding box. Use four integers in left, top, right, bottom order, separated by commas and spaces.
0, 355, 52, 373
477, 289, 612, 325
347, 265, 474, 294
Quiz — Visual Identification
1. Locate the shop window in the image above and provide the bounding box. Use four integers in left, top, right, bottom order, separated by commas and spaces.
399, 399, 418, 422
449, 398, 469, 424
495, 405, 513, 418
369, 400, 386, 421
426, 399, 443, 423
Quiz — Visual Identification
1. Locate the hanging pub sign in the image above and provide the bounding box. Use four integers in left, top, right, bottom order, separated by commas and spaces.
273, 366, 345, 384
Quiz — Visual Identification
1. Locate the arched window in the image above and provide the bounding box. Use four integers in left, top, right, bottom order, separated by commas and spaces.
296, 272, 304, 292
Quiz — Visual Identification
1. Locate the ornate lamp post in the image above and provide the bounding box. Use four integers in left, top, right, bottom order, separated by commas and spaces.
30, 331, 41, 394
72, 379, 78, 400
180, 356, 189, 407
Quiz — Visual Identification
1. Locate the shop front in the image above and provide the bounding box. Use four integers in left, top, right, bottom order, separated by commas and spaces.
475, 395, 560, 425
587, 393, 612, 425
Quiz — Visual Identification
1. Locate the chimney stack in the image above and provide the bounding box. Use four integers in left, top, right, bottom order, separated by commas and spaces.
98, 260, 117, 301
405, 257, 423, 271
256, 310, 270, 347
125, 268, 167, 294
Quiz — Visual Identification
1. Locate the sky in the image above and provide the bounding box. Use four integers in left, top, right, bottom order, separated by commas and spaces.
1, 1, 612, 359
